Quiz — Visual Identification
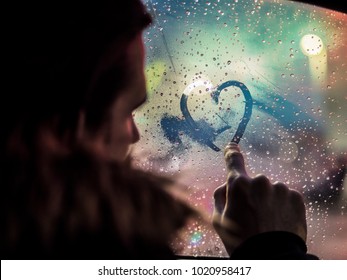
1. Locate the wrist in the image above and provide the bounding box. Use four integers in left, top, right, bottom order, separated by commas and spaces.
230, 231, 317, 260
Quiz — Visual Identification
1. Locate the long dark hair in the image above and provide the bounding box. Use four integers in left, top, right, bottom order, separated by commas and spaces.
1, 148, 197, 259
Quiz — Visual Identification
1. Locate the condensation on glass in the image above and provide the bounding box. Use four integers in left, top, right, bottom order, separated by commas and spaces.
133, 0, 347, 259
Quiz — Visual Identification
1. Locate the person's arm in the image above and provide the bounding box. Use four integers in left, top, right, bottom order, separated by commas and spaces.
230, 231, 318, 260
213, 143, 318, 259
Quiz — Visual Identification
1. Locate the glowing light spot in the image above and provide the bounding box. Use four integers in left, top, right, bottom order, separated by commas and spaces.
300, 34, 324, 57
190, 231, 203, 245
183, 76, 214, 96
145, 61, 166, 95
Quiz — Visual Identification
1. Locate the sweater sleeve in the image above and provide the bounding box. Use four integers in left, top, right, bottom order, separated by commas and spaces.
230, 231, 319, 260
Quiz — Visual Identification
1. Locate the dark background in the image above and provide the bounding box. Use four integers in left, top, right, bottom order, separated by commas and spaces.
292, 0, 346, 13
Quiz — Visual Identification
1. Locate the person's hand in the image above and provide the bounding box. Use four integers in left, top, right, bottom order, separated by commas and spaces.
212, 143, 307, 256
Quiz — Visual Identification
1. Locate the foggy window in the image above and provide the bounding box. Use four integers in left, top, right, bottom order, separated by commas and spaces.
133, 0, 347, 259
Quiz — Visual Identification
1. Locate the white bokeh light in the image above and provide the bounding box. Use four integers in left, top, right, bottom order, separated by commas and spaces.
300, 34, 324, 57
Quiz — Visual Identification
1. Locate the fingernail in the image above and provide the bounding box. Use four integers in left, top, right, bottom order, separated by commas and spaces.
224, 144, 242, 161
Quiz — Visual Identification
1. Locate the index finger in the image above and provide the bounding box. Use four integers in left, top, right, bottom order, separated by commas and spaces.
224, 142, 248, 178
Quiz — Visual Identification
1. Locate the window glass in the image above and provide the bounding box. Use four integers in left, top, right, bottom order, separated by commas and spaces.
134, 0, 347, 259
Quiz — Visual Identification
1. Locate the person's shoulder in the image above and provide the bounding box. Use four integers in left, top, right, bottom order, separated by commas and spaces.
50, 148, 197, 258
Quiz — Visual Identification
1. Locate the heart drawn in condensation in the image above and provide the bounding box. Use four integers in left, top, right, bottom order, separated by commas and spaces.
180, 80, 253, 152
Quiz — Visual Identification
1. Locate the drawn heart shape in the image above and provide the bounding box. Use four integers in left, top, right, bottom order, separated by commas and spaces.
180, 80, 253, 152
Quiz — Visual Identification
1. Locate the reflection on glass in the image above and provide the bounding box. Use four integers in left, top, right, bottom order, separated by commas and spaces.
133, 0, 347, 259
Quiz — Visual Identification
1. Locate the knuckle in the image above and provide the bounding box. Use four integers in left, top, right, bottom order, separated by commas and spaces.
290, 189, 305, 204
251, 174, 271, 193
273, 182, 289, 194
252, 174, 271, 185
228, 175, 250, 196
231, 174, 249, 186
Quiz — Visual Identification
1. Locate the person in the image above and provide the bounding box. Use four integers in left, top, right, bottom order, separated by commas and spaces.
213, 143, 317, 259
1, 0, 318, 259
